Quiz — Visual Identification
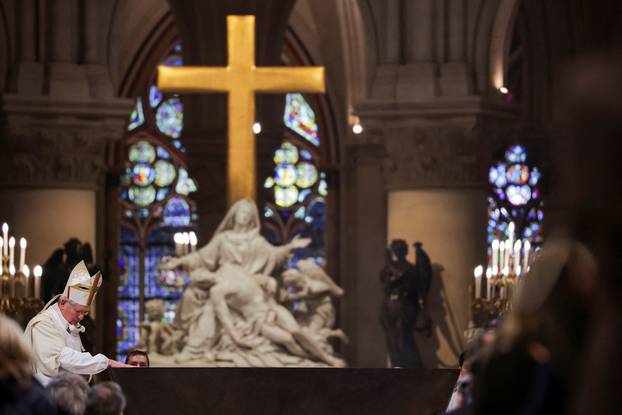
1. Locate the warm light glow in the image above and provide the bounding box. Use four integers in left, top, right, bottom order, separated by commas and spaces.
2, 223, 7, 233
33, 265, 42, 277
524, 240, 531, 250
474, 265, 483, 278
352, 124, 363, 135
499, 86, 509, 94
9, 264, 15, 275
19, 237, 26, 249
252, 122, 262, 134
492, 239, 499, 250
486, 267, 493, 279
513, 240, 522, 251
8, 237, 15, 248
23, 265, 30, 278
174, 233, 183, 244
189, 231, 198, 246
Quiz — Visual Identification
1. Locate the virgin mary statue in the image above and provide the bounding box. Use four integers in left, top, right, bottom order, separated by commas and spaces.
159, 198, 310, 363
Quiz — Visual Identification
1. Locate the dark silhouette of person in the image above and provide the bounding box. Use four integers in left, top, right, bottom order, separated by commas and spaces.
379, 239, 432, 368
43, 249, 65, 304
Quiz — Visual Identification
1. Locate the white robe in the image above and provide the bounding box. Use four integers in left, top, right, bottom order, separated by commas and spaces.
23, 303, 109, 385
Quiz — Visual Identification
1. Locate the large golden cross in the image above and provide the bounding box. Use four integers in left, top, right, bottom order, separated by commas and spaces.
158, 15, 325, 206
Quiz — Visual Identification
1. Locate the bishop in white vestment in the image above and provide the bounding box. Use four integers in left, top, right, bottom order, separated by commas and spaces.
24, 260, 130, 385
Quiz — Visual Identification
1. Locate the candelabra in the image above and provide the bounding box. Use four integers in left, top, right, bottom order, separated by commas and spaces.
0, 222, 44, 327
471, 222, 536, 328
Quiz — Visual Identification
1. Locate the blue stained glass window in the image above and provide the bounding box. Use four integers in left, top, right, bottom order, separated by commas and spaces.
156, 98, 183, 138
128, 98, 145, 131
264, 93, 327, 265
175, 168, 197, 195
149, 85, 163, 108
157, 147, 171, 159
118, 42, 198, 360
284, 93, 320, 146
164, 197, 191, 226
487, 145, 544, 261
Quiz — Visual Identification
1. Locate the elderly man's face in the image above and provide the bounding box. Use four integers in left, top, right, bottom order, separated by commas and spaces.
59, 299, 89, 325
127, 354, 149, 367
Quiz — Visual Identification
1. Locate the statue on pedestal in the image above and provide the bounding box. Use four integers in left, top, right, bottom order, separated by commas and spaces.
155, 198, 346, 367
379, 240, 432, 368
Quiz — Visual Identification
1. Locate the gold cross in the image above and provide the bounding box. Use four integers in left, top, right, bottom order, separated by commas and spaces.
158, 15, 325, 206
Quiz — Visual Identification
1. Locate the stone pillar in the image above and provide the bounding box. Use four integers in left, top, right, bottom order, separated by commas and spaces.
0, 190, 97, 266
398, 0, 437, 100
440, 0, 470, 96
342, 140, 387, 367
0, 95, 132, 266
351, 97, 518, 367
15, 0, 43, 94
83, 0, 114, 98
387, 189, 487, 366
48, 0, 89, 98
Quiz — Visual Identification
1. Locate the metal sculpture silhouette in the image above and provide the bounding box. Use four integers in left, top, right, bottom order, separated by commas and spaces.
380, 240, 432, 368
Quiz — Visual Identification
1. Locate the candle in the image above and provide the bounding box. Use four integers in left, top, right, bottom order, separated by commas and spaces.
504, 240, 511, 273
189, 231, 197, 252
174, 233, 182, 256
2, 223, 8, 257
513, 240, 522, 275
499, 241, 505, 273
491, 240, 499, 274
9, 264, 15, 297
185, 232, 191, 254
33, 265, 42, 299
508, 222, 515, 247
474, 265, 483, 299
523, 240, 531, 272
19, 238, 27, 271
485, 267, 493, 300
23, 265, 30, 297
8, 237, 15, 269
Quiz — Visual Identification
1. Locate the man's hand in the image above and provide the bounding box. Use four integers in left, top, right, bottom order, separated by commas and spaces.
108, 359, 136, 368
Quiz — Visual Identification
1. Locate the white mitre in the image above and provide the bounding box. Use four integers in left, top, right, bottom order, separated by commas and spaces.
63, 260, 102, 307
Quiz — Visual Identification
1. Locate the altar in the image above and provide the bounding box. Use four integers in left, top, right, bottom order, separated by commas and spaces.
111, 367, 458, 415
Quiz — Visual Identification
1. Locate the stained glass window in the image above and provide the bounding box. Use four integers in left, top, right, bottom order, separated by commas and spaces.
264, 94, 327, 265
128, 98, 145, 131
118, 42, 197, 360
284, 93, 320, 147
487, 145, 543, 258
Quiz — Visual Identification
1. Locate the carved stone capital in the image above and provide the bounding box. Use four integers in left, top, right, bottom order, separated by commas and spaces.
0, 94, 133, 189
354, 97, 520, 189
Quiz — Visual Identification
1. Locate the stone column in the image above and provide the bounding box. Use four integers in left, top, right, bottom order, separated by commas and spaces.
0, 95, 132, 268
48, 0, 89, 98
83, 0, 114, 98
15, 0, 43, 94
387, 189, 487, 366
0, 190, 97, 266
440, 0, 470, 96
398, 0, 437, 100
351, 97, 518, 367
342, 139, 388, 367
